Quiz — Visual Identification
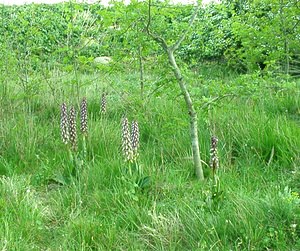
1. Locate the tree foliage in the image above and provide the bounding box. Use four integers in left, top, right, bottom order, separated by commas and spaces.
225, 0, 300, 73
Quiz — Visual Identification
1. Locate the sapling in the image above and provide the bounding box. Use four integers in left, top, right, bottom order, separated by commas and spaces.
146, 0, 204, 180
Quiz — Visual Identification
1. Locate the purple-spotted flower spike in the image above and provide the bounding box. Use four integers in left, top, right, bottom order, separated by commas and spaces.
131, 120, 140, 160
69, 106, 77, 151
101, 92, 107, 114
121, 116, 133, 162
80, 97, 88, 135
210, 136, 219, 174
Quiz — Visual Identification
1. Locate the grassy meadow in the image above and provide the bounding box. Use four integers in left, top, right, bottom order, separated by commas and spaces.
0, 62, 299, 250
0, 1, 299, 249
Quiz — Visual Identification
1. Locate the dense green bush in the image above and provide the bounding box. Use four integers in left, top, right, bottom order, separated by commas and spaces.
1, 0, 299, 74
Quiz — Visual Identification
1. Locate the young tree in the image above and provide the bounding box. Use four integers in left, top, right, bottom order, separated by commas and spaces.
146, 0, 204, 180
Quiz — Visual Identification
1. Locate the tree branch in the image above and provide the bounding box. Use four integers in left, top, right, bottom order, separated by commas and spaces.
171, 3, 200, 52
146, 0, 199, 52
200, 94, 235, 109
145, 0, 169, 51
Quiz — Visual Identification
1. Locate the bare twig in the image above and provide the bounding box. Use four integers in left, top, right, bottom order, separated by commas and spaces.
146, 0, 168, 50
200, 94, 235, 109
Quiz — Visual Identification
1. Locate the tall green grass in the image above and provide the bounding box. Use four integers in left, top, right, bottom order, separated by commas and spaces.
0, 69, 299, 250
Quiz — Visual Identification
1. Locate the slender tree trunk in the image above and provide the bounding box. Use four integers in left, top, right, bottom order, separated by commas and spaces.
167, 49, 204, 180
146, 1, 204, 180
138, 46, 144, 98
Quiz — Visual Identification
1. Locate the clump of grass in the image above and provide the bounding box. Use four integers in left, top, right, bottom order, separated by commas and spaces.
60, 103, 69, 145
0, 176, 49, 249
101, 92, 107, 114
